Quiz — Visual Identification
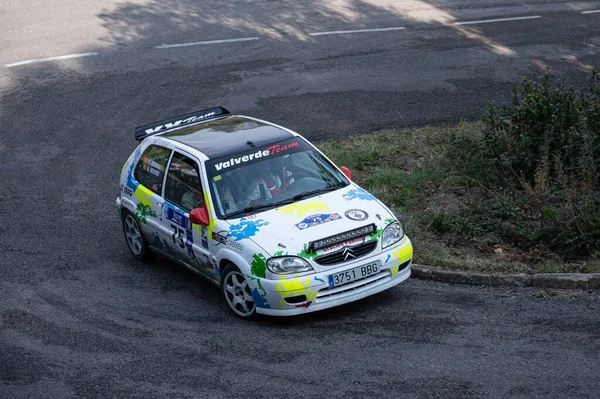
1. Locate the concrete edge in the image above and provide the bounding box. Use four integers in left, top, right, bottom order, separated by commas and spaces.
410, 264, 600, 290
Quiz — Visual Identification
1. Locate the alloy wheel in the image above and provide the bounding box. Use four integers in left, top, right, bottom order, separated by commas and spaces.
124, 214, 143, 256
223, 271, 256, 317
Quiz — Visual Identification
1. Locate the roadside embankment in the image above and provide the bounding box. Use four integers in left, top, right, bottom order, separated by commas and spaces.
319, 70, 600, 278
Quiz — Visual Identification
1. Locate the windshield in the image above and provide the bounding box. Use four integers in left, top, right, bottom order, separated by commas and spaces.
205, 137, 349, 219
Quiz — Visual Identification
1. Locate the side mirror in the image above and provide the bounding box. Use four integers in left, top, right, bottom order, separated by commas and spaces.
189, 206, 210, 225
339, 166, 353, 181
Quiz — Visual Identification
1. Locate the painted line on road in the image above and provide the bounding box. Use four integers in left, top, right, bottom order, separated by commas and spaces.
5, 52, 98, 68
581, 10, 600, 14
310, 27, 406, 36
454, 15, 542, 26
156, 37, 260, 49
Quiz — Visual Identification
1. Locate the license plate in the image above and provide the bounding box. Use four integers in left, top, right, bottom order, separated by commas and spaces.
328, 261, 381, 287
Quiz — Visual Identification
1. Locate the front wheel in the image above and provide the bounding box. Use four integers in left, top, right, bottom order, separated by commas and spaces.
122, 209, 154, 262
221, 264, 257, 319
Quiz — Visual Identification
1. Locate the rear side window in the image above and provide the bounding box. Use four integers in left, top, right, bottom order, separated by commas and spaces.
134, 145, 171, 194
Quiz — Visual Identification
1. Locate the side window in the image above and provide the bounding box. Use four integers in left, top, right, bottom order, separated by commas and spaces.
165, 152, 204, 212
134, 145, 171, 194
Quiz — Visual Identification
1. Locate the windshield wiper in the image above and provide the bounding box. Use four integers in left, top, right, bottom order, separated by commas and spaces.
225, 203, 276, 219
224, 183, 346, 219
291, 183, 346, 201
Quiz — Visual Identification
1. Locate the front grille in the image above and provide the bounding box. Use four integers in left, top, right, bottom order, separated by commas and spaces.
314, 240, 378, 266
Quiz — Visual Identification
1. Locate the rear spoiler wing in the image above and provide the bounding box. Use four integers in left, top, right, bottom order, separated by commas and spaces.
135, 106, 230, 141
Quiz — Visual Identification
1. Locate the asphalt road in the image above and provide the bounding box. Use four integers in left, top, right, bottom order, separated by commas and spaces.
1, 0, 600, 397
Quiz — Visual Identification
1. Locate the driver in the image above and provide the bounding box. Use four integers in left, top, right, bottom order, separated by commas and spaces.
268, 157, 294, 189
230, 167, 272, 207
256, 162, 282, 198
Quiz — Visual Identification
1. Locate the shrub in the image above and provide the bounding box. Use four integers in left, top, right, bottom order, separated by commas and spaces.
483, 70, 600, 185
458, 70, 600, 257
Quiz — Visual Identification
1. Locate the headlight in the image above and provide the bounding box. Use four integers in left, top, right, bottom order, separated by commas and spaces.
381, 221, 404, 249
266, 256, 314, 274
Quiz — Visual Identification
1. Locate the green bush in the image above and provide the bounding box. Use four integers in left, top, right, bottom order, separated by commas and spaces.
452, 70, 600, 258
319, 71, 600, 269
483, 70, 600, 184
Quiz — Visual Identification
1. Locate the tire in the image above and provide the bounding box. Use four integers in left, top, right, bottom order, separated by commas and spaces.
220, 264, 257, 320
122, 209, 154, 262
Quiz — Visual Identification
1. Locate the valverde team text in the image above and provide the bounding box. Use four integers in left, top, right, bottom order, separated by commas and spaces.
212, 141, 300, 171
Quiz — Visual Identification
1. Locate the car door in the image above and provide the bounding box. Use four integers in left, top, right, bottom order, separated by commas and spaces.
161, 151, 213, 276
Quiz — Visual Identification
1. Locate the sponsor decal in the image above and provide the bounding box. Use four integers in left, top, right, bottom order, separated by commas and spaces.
144, 111, 218, 135
320, 236, 365, 253
295, 213, 341, 230
214, 141, 299, 171
121, 184, 133, 197
162, 203, 196, 256
165, 207, 186, 228
146, 160, 163, 177
212, 231, 243, 250
345, 209, 369, 221
185, 229, 194, 258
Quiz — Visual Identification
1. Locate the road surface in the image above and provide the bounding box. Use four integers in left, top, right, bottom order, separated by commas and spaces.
1, 1, 599, 397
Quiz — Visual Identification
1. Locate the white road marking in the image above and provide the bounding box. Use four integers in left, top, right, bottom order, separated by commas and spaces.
5, 10, 591, 67
156, 37, 260, 49
5, 52, 98, 68
454, 15, 542, 26
310, 27, 406, 36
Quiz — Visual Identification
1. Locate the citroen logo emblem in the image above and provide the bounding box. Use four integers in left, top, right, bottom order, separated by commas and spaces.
342, 247, 356, 261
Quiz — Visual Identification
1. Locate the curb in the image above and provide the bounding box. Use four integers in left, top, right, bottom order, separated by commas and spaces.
411, 264, 600, 290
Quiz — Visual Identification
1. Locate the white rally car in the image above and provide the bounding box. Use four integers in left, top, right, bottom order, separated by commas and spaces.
117, 107, 413, 318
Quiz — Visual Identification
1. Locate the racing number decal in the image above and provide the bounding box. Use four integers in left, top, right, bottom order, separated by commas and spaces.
171, 224, 185, 249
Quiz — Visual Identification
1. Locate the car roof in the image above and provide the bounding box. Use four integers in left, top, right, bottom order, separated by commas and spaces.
161, 115, 294, 159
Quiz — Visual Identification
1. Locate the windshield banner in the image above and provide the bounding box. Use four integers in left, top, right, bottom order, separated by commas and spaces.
207, 138, 308, 173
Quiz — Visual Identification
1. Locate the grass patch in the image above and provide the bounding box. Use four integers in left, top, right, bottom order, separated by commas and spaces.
318, 71, 600, 274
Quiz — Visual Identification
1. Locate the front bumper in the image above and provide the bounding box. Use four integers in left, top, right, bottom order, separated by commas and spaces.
250, 236, 413, 316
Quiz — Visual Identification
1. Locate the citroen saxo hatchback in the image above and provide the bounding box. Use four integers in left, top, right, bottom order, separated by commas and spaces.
117, 106, 413, 319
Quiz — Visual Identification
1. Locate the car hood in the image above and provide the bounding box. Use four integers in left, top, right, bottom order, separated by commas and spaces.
224, 185, 396, 266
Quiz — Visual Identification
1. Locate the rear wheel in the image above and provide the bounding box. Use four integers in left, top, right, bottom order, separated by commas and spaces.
221, 264, 257, 319
122, 209, 154, 261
